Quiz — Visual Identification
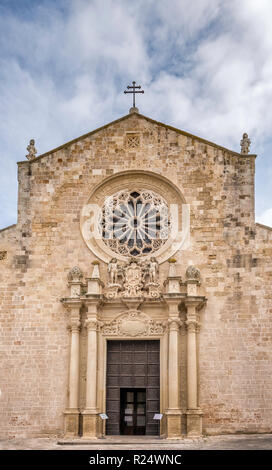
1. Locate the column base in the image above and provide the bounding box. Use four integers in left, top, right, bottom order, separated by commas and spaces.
81, 409, 101, 438
64, 409, 80, 437
165, 409, 183, 439
186, 409, 203, 437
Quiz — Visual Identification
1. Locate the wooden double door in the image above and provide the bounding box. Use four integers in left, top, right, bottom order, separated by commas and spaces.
106, 340, 160, 435
120, 388, 146, 435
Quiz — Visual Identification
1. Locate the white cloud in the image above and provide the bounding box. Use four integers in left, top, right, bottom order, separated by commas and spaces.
257, 208, 272, 227
0, 0, 272, 227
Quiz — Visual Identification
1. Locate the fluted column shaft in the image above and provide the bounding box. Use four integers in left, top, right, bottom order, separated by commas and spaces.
185, 300, 203, 437
69, 312, 81, 409
63, 300, 82, 437
186, 317, 198, 409
85, 319, 98, 410
168, 319, 180, 410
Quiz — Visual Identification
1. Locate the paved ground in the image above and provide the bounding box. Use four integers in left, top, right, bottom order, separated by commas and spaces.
0, 434, 271, 450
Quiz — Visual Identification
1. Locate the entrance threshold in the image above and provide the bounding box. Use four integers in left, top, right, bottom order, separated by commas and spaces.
57, 436, 187, 446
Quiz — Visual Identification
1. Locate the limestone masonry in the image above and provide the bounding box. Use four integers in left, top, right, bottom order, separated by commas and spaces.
0, 110, 271, 438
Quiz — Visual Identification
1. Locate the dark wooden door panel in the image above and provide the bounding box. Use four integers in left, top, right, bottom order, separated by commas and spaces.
106, 340, 160, 435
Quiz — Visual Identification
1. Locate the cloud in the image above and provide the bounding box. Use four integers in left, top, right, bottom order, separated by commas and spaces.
0, 0, 272, 228
257, 208, 272, 228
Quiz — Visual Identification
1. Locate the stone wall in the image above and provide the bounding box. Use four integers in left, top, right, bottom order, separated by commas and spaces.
0, 112, 271, 437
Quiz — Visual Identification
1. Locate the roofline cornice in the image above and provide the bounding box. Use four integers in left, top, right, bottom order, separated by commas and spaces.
256, 222, 272, 231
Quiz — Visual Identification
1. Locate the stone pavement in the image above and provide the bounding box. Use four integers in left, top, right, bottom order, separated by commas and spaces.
0, 434, 271, 450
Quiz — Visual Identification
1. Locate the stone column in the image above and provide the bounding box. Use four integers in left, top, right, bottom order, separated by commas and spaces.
82, 299, 100, 438
185, 304, 203, 436
165, 297, 182, 438
185, 265, 203, 437
63, 301, 81, 437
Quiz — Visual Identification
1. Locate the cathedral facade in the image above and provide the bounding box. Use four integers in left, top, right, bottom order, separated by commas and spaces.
0, 108, 271, 439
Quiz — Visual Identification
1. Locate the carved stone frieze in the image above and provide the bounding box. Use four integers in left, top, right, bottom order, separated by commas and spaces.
105, 256, 162, 300
85, 318, 99, 331
100, 310, 167, 337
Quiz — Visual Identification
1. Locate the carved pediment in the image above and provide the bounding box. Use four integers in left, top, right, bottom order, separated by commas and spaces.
100, 310, 167, 337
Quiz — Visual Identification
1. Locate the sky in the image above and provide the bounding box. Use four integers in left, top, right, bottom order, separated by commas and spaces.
0, 0, 271, 229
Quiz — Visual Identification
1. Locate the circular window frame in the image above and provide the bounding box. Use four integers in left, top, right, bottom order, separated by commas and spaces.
80, 170, 187, 264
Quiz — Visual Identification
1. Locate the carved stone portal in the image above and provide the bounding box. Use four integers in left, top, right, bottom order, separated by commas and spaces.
101, 311, 167, 337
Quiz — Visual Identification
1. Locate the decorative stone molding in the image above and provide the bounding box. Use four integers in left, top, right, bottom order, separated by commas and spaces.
100, 310, 167, 337
126, 133, 140, 148
186, 265, 200, 282
164, 259, 182, 294
186, 265, 201, 296
68, 266, 83, 282
0, 251, 7, 261
67, 267, 84, 298
86, 263, 104, 295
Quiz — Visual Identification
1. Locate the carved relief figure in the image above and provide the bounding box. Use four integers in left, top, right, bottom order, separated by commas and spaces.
105, 256, 162, 299
123, 258, 143, 297
148, 257, 159, 283
108, 258, 119, 284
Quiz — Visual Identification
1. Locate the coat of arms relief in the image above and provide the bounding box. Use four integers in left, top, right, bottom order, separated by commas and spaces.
106, 256, 161, 300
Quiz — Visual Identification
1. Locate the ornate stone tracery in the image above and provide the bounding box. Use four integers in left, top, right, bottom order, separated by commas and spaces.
80, 170, 186, 264
99, 188, 170, 258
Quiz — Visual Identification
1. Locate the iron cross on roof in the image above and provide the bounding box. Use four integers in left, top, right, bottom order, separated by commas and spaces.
124, 81, 144, 109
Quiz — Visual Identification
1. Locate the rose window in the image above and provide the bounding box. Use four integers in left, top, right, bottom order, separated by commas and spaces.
99, 189, 170, 257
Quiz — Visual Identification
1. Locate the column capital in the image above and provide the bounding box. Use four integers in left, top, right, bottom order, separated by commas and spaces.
185, 319, 200, 333
168, 318, 182, 331
69, 319, 81, 333
85, 318, 100, 331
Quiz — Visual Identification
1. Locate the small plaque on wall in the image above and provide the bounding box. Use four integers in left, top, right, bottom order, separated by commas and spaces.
99, 413, 109, 420
153, 414, 163, 420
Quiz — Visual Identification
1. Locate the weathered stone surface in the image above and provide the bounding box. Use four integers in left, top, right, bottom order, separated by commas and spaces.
0, 112, 271, 438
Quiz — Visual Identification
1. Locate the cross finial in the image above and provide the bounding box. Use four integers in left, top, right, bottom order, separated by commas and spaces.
124, 81, 144, 113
